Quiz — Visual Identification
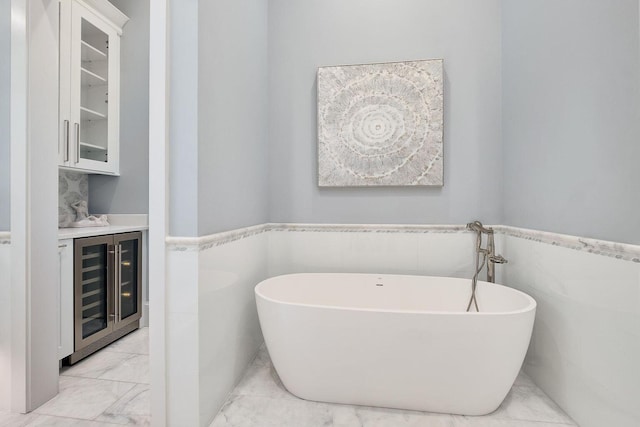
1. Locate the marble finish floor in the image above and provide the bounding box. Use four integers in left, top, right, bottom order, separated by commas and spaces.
211, 345, 578, 427
0, 327, 150, 427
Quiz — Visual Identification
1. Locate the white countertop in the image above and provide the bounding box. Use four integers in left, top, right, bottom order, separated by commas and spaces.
58, 224, 148, 240
58, 214, 148, 240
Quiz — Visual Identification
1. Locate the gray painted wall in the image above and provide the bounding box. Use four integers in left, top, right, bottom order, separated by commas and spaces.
502, 0, 640, 244
168, 0, 640, 243
268, 0, 503, 225
89, 0, 150, 215
168, 0, 269, 236
168, 0, 199, 236
0, 0, 10, 231
196, 0, 269, 236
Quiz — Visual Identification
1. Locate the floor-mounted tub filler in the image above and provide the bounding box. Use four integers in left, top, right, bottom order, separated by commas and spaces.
255, 273, 536, 415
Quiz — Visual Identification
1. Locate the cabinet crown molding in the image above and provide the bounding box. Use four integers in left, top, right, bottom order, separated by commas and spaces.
73, 0, 129, 33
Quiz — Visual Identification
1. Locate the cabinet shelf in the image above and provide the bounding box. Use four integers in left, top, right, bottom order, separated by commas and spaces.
82, 319, 106, 337
81, 67, 107, 86
82, 301, 102, 311
82, 289, 103, 299
82, 315, 103, 325
80, 142, 108, 162
80, 106, 107, 120
82, 276, 102, 286
82, 264, 104, 273
81, 40, 107, 61
80, 142, 107, 151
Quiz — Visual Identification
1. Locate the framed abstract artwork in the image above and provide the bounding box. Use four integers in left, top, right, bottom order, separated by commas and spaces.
317, 59, 444, 187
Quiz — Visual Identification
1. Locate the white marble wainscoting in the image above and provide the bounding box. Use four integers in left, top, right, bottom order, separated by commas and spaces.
501, 234, 640, 427
0, 327, 149, 426
267, 225, 476, 278
165, 223, 640, 427
210, 344, 576, 427
165, 231, 267, 426
0, 234, 10, 412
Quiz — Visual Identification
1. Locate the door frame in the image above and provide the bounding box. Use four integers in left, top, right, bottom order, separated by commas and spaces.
10, 0, 60, 412
148, 0, 169, 425
8, 0, 169, 421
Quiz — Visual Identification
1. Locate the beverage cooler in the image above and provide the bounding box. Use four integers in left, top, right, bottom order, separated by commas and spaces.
69, 231, 141, 364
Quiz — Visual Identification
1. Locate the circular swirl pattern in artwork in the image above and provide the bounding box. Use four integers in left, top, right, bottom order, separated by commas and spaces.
318, 60, 443, 186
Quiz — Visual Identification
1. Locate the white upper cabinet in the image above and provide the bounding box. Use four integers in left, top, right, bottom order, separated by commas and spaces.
59, 0, 128, 175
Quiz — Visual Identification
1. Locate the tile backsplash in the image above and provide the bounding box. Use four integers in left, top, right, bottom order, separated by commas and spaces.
59, 170, 88, 228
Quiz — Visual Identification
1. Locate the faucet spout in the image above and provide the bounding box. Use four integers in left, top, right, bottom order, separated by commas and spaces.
466, 221, 494, 234
489, 254, 508, 264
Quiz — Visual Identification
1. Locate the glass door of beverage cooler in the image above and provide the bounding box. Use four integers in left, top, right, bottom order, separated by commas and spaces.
74, 235, 114, 349
113, 232, 142, 329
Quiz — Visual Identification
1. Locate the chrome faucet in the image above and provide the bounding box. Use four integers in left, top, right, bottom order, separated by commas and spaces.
465, 221, 508, 312
466, 221, 507, 283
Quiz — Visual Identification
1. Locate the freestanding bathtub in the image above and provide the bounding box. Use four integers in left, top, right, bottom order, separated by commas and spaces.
255, 273, 536, 415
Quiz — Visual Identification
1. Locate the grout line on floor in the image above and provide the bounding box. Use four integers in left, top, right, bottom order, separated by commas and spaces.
58, 373, 150, 386
28, 411, 124, 425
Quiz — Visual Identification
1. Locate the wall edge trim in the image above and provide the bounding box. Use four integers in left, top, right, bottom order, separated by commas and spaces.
165, 223, 640, 262
495, 225, 640, 263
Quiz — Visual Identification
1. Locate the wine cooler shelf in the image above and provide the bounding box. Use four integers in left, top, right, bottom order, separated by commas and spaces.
69, 231, 141, 364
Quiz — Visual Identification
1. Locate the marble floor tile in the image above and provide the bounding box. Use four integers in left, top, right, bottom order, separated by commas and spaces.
232, 360, 295, 401
103, 328, 149, 355
211, 348, 577, 427
25, 414, 123, 426
513, 371, 537, 388
332, 405, 455, 427
0, 411, 38, 427
451, 417, 575, 427
253, 344, 271, 367
97, 355, 150, 384
34, 376, 135, 420
1, 328, 150, 427
61, 351, 136, 380
212, 395, 457, 427
491, 386, 576, 425
95, 384, 151, 426
211, 395, 335, 427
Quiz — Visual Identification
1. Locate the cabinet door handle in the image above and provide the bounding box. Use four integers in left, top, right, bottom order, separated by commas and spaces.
63, 120, 69, 162
74, 122, 80, 163
109, 246, 116, 321
116, 244, 122, 322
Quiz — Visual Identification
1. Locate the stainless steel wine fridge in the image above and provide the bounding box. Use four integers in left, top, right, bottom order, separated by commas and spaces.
68, 231, 142, 364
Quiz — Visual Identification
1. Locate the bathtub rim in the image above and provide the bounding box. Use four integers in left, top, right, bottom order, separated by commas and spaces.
255, 273, 536, 316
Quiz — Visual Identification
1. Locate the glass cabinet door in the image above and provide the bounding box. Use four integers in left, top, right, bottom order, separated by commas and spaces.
74, 236, 114, 348
114, 232, 142, 328
70, 1, 119, 173
78, 17, 109, 163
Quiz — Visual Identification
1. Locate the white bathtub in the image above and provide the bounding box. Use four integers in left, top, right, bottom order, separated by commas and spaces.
255, 273, 536, 415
